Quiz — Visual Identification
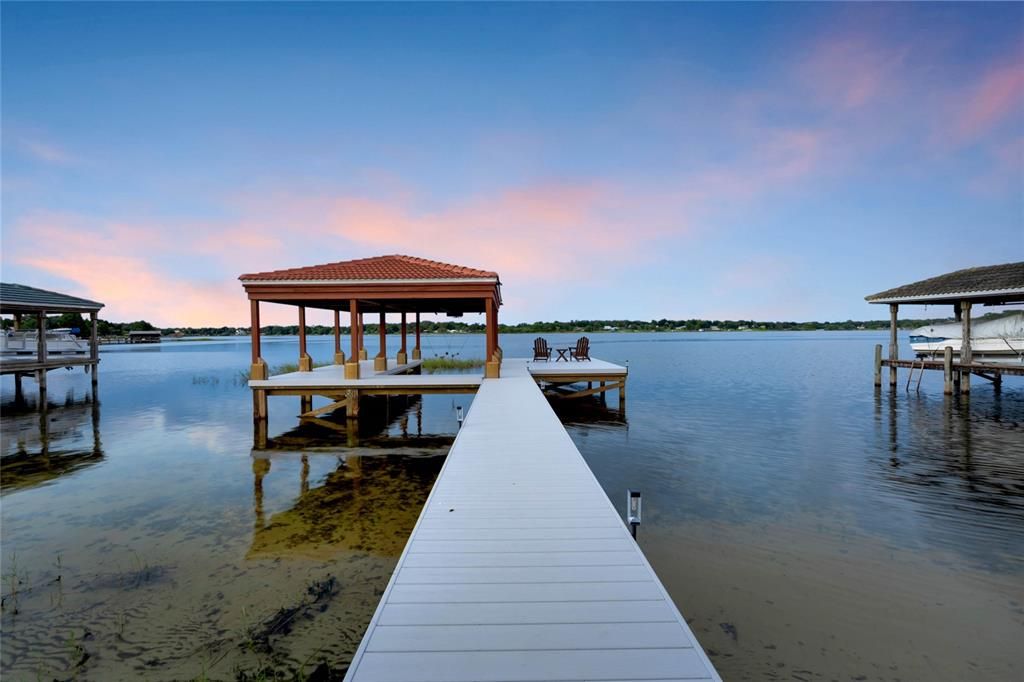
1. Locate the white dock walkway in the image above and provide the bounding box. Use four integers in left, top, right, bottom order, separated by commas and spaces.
345, 359, 719, 681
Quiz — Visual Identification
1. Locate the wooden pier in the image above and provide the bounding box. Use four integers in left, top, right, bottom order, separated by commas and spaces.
239, 255, 714, 677
343, 359, 718, 681
865, 262, 1023, 394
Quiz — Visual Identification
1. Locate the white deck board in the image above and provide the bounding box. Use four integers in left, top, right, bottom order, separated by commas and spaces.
366, 622, 692, 652
344, 359, 718, 681
377, 600, 677, 626
352, 650, 712, 682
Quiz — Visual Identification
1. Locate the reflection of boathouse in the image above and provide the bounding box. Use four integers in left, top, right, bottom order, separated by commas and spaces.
0, 397, 103, 492
249, 450, 446, 561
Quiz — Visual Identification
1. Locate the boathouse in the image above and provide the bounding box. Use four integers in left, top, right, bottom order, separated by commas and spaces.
0, 282, 103, 403
865, 261, 1024, 393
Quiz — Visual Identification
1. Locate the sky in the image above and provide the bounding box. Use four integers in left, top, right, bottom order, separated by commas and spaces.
2, 2, 1022, 327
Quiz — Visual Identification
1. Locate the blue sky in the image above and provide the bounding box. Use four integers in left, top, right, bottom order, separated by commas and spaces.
2, 2, 1022, 326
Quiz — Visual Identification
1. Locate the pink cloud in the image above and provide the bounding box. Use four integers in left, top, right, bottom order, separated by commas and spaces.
951, 60, 1024, 144
11, 135, 79, 166
798, 34, 909, 111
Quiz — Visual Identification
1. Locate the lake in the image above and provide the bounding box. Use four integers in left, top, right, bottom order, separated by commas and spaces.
1, 331, 1022, 681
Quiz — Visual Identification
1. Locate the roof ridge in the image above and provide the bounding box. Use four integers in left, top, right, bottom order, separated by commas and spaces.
238, 253, 499, 281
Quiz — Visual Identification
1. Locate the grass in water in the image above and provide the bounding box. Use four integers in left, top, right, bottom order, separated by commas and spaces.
234, 361, 331, 386
421, 356, 485, 373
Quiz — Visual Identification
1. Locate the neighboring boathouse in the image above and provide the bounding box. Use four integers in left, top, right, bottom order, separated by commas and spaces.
866, 261, 1024, 393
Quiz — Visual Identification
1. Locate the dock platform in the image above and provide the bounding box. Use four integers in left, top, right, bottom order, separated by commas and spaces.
343, 359, 719, 681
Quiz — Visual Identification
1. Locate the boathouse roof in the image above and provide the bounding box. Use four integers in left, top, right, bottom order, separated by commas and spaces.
0, 282, 104, 313
865, 261, 1024, 306
239, 254, 501, 314
239, 254, 498, 283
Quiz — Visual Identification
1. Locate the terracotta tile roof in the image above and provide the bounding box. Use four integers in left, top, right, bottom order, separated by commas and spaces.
239, 255, 498, 282
865, 261, 1024, 303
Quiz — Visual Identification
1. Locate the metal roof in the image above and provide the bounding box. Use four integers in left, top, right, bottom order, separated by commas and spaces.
865, 262, 1024, 306
239, 254, 499, 283
0, 282, 104, 313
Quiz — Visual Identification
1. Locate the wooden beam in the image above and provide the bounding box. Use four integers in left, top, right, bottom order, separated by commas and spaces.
36, 311, 47, 399
301, 398, 348, 419
551, 381, 624, 400
90, 310, 99, 388
397, 312, 408, 364
375, 311, 388, 371
943, 346, 953, 395
346, 300, 361, 379
873, 344, 882, 387
333, 310, 344, 364
888, 303, 898, 387
298, 305, 312, 371
413, 312, 422, 360
250, 300, 261, 364
961, 300, 972, 393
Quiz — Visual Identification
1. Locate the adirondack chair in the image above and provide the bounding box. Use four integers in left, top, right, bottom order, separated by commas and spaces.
533, 337, 552, 361
572, 336, 591, 361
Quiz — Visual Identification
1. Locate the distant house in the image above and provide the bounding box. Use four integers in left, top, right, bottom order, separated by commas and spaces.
603, 325, 617, 331
128, 330, 161, 344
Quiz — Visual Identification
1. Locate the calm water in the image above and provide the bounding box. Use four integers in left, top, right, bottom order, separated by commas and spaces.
1, 332, 1022, 681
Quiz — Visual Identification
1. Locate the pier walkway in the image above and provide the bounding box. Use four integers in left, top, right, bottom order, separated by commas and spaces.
345, 359, 719, 681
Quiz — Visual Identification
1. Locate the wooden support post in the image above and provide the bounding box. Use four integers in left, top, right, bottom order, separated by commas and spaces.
374, 311, 388, 371
960, 301, 972, 394
36, 311, 47, 402
346, 389, 360, 417
397, 312, 408, 364
888, 304, 898, 387
14, 373, 23, 402
89, 310, 99, 389
346, 300, 361, 379
298, 306, 312, 371
412, 312, 422, 360
599, 381, 606, 403
358, 310, 368, 360
333, 310, 345, 364
873, 344, 882, 387
943, 346, 953, 395
254, 417, 268, 450
619, 378, 626, 410
300, 395, 313, 415
256, 389, 268, 420
484, 297, 501, 378
13, 313, 21, 330
994, 372, 1002, 394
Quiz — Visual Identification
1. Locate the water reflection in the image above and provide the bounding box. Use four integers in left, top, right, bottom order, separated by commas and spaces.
870, 388, 1023, 570
1, 395, 103, 492
249, 449, 446, 560
546, 393, 629, 428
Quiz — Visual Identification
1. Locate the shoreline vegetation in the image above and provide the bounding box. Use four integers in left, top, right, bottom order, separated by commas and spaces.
3, 313, 1011, 338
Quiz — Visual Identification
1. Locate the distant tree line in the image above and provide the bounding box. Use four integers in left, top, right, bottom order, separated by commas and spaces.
0, 313, 157, 336
6, 313, 1005, 337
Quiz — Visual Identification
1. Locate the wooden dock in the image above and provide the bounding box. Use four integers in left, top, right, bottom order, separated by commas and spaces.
343, 359, 719, 681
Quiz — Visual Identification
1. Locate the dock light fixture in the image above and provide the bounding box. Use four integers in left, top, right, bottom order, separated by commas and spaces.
627, 489, 642, 539
456, 405, 464, 426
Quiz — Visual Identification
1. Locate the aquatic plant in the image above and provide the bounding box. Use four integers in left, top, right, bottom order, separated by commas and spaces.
421, 356, 484, 373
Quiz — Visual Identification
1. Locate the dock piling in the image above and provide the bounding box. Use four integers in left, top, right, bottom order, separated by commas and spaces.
888, 304, 899, 387
873, 344, 882, 387
943, 347, 953, 395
